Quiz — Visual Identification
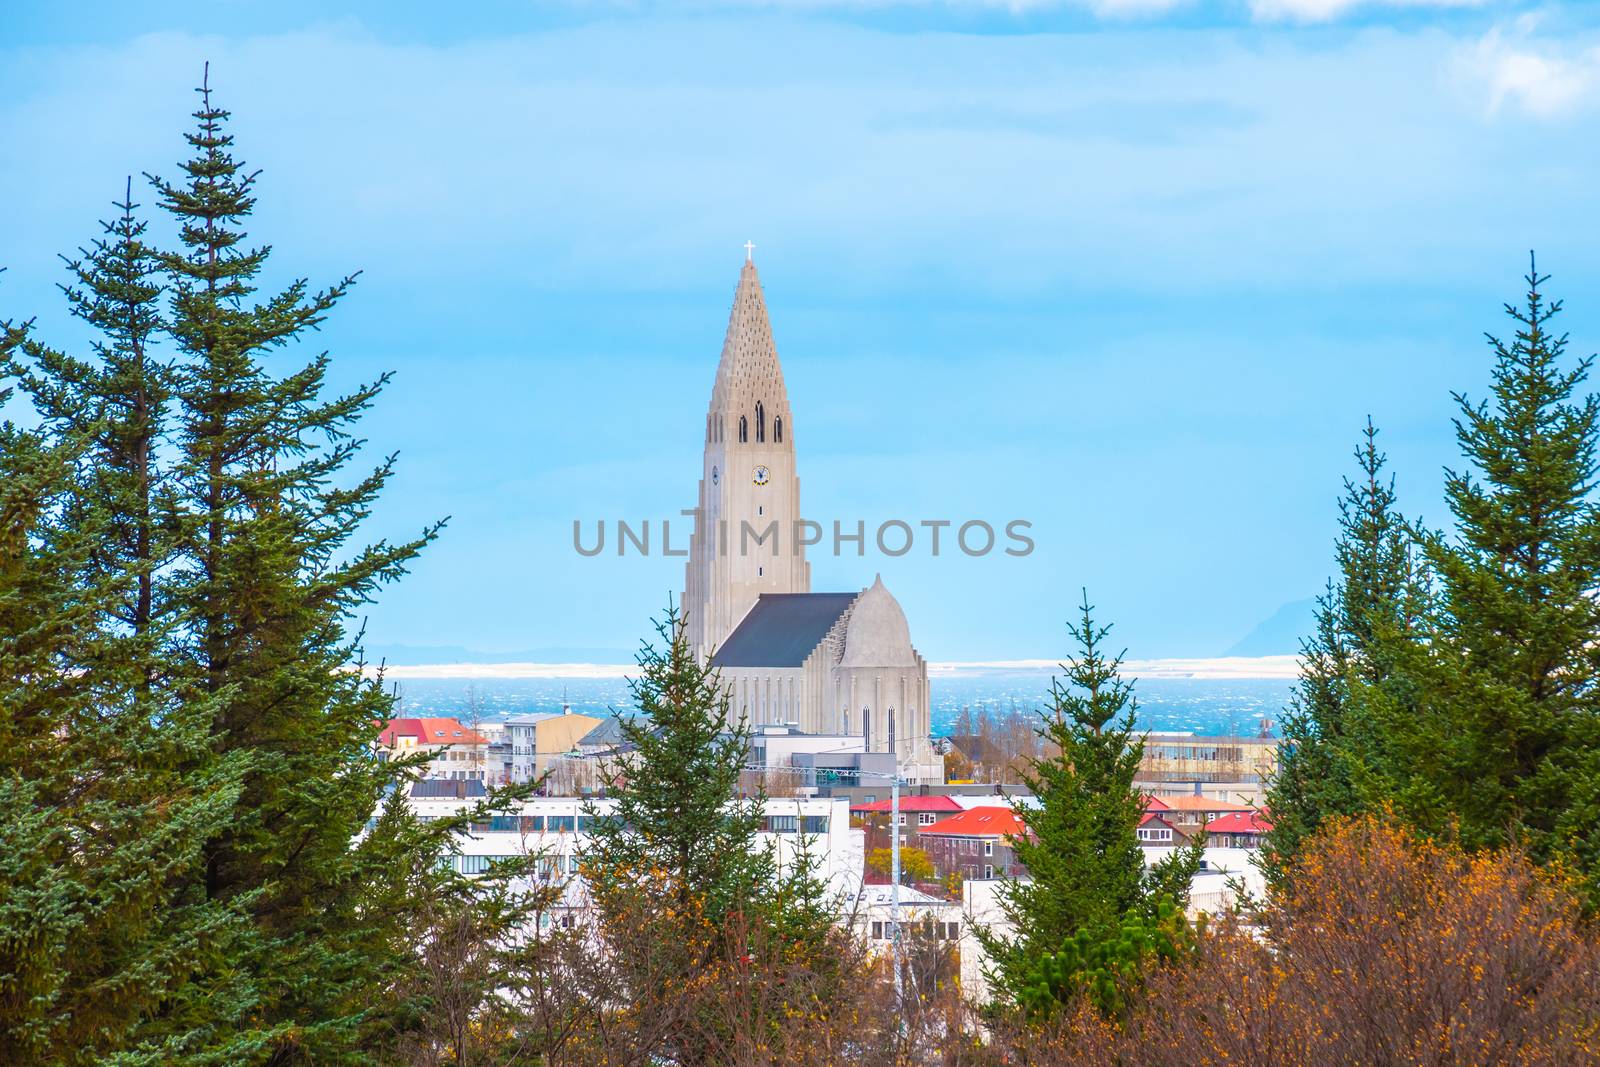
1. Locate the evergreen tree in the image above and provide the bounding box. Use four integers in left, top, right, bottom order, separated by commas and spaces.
980, 592, 1202, 1008
139, 71, 446, 1059
1408, 258, 1600, 894
1, 214, 253, 1065
1265, 421, 1428, 881
581, 603, 780, 924
578, 604, 838, 1058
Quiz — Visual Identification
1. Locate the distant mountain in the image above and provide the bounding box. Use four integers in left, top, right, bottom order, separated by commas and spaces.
365, 643, 634, 666
1223, 598, 1317, 658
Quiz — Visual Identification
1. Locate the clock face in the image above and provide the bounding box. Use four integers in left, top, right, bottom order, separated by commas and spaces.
752, 465, 770, 486
711, 466, 719, 485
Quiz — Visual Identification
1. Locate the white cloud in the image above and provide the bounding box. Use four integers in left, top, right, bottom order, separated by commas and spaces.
1250, 0, 1482, 22
1457, 22, 1600, 118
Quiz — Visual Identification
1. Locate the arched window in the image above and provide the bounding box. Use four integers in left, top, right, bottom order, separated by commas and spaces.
774, 416, 783, 443
739, 416, 748, 443
755, 402, 765, 443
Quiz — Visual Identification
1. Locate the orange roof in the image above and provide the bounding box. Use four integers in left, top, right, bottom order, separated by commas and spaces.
919, 806, 1027, 839
378, 717, 489, 748
1148, 795, 1251, 813
1206, 810, 1273, 835
1142, 794, 1170, 812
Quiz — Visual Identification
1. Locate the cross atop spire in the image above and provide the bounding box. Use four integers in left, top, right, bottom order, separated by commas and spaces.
744, 240, 755, 263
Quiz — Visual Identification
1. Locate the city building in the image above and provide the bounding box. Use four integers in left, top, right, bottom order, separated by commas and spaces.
680, 259, 942, 783
1205, 809, 1273, 849
1137, 811, 1186, 847
917, 805, 1029, 882
1135, 732, 1280, 806
377, 717, 491, 780
501, 709, 605, 783
846, 883, 963, 955
1143, 793, 1253, 838
851, 794, 965, 853
403, 792, 861, 921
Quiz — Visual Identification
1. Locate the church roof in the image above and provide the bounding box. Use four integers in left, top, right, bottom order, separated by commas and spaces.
841, 574, 917, 668
710, 592, 857, 668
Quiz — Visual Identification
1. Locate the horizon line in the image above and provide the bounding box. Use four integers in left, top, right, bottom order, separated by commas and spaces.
364, 654, 1302, 682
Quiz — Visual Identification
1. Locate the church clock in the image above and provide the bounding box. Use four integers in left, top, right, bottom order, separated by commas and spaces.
711, 466, 719, 485
752, 465, 770, 486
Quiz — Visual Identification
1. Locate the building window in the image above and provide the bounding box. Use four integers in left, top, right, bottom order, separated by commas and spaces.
801, 815, 829, 834
739, 416, 748, 443
765, 815, 799, 833
983, 841, 993, 857
547, 815, 575, 833
775, 416, 783, 442
984, 865, 994, 879
756, 401, 765, 442
945, 922, 960, 940
871, 921, 884, 940
918, 813, 937, 826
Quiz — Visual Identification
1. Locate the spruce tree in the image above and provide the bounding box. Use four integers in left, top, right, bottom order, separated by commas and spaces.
581, 603, 778, 924
1410, 258, 1600, 893
1, 215, 252, 1065
139, 71, 445, 1059
980, 592, 1202, 1008
1265, 421, 1428, 881
578, 604, 838, 1056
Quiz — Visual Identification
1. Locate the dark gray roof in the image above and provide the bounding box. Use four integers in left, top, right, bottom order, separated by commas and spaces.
579, 716, 628, 747
710, 593, 857, 668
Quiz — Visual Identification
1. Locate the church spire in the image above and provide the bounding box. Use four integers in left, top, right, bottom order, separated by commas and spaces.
685, 255, 809, 659
708, 259, 791, 447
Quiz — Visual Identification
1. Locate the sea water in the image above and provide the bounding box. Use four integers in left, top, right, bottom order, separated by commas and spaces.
387, 671, 1295, 738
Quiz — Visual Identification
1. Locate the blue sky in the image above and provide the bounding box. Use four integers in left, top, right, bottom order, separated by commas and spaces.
3, 0, 1599, 662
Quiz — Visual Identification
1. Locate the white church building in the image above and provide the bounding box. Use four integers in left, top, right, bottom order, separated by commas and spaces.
681, 256, 942, 783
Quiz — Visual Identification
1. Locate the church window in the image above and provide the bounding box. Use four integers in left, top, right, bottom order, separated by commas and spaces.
755, 402, 765, 443
775, 416, 783, 443
739, 416, 748, 443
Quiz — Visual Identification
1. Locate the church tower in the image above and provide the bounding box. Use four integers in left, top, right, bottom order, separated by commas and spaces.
683, 258, 810, 658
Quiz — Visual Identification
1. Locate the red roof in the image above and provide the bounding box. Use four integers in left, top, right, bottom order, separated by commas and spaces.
1206, 810, 1273, 835
1139, 812, 1176, 829
851, 795, 965, 815
1145, 795, 1251, 813
919, 806, 1027, 839
378, 717, 489, 749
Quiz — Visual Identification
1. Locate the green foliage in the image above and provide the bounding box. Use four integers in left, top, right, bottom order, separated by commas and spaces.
1265, 420, 1429, 884
982, 592, 1204, 1010
1, 198, 254, 1066
1271, 257, 1600, 909
0, 71, 495, 1063
581, 603, 778, 922
1410, 260, 1600, 895
1017, 897, 1200, 1020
